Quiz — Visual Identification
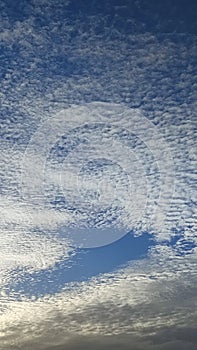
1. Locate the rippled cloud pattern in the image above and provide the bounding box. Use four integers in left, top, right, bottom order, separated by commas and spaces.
0, 1, 196, 349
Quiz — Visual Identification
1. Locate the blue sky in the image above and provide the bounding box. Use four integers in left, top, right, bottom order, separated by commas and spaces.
8, 232, 154, 298
0, 1, 196, 350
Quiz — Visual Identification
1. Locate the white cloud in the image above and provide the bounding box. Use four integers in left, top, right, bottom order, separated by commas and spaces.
0, 1, 196, 349
0, 252, 196, 349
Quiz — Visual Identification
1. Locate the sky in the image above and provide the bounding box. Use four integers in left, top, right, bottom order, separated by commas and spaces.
0, 0, 197, 349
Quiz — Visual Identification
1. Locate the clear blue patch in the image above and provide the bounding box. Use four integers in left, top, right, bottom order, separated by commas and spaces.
7, 231, 154, 299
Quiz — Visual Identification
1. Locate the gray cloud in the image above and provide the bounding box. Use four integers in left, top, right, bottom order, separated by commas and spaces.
3, 329, 197, 350
1, 261, 196, 349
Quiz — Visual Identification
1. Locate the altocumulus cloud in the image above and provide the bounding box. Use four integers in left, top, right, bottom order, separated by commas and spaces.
0, 0, 196, 349
1, 253, 196, 349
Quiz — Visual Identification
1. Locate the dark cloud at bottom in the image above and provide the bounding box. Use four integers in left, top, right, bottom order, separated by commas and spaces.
2, 271, 196, 350
10, 328, 197, 350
